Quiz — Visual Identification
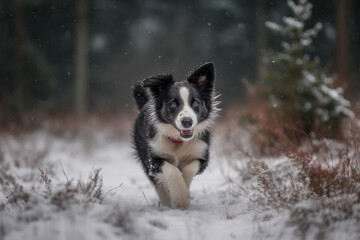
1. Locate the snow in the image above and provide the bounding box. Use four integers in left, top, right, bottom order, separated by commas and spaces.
287, 0, 312, 21
300, 70, 354, 120
267, 0, 322, 53
0, 130, 271, 239
283, 17, 304, 30
265, 21, 285, 35
0, 128, 358, 239
300, 38, 312, 47
287, 0, 304, 16
302, 70, 316, 84
91, 33, 108, 52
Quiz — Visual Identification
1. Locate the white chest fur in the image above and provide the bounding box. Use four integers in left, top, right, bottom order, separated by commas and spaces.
149, 134, 207, 168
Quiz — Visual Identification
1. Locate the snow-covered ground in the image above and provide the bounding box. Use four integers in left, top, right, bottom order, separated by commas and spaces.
0, 127, 358, 240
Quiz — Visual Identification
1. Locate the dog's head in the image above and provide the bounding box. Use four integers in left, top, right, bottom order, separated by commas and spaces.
142, 62, 219, 141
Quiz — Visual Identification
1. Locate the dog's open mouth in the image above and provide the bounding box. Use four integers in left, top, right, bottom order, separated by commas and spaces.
180, 129, 193, 139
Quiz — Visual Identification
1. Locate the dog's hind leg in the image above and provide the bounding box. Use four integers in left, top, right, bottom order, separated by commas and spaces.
155, 183, 170, 207
156, 161, 190, 209
181, 160, 200, 189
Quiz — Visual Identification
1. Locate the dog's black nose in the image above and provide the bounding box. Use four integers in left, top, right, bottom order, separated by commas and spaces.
181, 118, 193, 128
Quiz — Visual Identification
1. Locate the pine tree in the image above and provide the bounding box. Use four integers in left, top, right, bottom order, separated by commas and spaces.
260, 0, 353, 137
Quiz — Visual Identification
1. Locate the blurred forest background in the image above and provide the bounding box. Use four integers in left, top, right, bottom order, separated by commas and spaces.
0, 0, 359, 126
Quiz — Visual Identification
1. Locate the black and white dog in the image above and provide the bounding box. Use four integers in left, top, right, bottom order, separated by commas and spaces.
132, 62, 219, 209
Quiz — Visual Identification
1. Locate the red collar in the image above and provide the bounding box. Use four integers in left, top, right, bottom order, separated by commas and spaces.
167, 136, 183, 144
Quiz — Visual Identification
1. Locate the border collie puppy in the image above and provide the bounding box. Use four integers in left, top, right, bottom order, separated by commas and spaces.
132, 62, 219, 209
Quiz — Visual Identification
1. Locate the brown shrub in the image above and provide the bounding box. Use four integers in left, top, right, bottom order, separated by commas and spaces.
287, 147, 360, 201
246, 117, 360, 211
252, 163, 308, 210
237, 97, 311, 157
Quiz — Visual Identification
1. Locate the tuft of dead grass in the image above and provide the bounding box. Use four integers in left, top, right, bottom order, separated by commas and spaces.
0, 170, 30, 207
78, 168, 104, 203
50, 168, 106, 208
39, 168, 52, 198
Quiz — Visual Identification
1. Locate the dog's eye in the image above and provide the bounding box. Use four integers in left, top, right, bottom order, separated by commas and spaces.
192, 100, 199, 108
169, 102, 177, 108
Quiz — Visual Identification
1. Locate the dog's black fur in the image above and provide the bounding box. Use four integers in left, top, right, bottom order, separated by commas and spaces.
132, 62, 219, 209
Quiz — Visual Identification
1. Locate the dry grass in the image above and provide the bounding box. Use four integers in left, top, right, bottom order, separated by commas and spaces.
49, 168, 106, 208
246, 118, 360, 209
251, 163, 309, 210
1, 164, 107, 210
237, 100, 305, 157
227, 114, 360, 238
39, 168, 52, 198
78, 168, 104, 203
221, 101, 360, 239
0, 121, 120, 211
0, 142, 49, 209
291, 118, 359, 200
0, 120, 134, 239
287, 148, 360, 201
0, 170, 30, 207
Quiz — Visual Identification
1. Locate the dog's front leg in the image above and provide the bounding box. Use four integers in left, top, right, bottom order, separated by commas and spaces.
156, 161, 190, 209
155, 182, 170, 207
181, 160, 200, 189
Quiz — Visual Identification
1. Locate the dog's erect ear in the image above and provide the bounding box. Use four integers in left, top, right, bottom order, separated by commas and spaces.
142, 74, 174, 97
187, 62, 215, 95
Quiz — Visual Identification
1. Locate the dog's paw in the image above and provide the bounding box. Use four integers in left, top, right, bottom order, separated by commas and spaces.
171, 187, 190, 210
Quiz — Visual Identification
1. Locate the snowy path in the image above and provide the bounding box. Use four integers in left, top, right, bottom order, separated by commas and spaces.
54, 136, 257, 240
0, 131, 297, 240
2, 129, 359, 239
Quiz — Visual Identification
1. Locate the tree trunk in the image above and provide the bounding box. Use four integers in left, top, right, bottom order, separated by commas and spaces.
336, 0, 351, 97
255, 0, 266, 81
14, 0, 24, 112
74, 0, 89, 115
